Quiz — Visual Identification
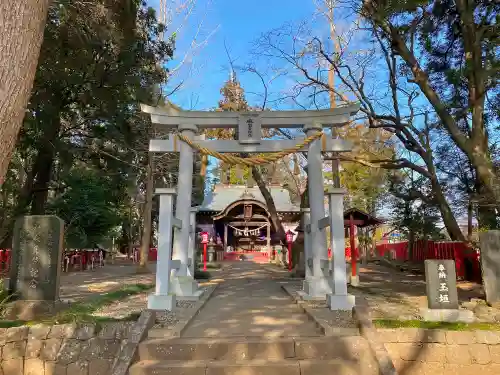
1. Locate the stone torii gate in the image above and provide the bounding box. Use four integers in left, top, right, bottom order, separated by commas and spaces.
141, 103, 359, 311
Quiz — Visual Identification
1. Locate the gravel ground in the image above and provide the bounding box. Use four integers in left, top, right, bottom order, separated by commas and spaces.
155, 310, 179, 328
93, 292, 149, 319
153, 287, 209, 329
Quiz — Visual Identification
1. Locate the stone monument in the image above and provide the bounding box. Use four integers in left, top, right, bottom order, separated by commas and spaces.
421, 259, 474, 322
6, 215, 65, 320
479, 230, 500, 306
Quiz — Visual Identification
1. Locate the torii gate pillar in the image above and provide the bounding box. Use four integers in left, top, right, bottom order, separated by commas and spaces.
171, 123, 203, 299
301, 123, 332, 298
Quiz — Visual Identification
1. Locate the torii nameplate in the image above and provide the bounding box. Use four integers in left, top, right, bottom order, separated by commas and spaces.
238, 113, 261, 144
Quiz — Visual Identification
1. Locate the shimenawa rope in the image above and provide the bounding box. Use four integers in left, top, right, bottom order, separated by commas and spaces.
176, 131, 324, 167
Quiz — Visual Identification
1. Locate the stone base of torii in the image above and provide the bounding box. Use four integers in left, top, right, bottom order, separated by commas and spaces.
141, 103, 359, 311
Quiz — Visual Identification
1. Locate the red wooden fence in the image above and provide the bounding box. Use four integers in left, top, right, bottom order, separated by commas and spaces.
0, 248, 108, 275
0, 249, 11, 275
375, 240, 481, 282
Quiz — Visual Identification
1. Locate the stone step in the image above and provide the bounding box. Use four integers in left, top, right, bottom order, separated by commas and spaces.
129, 359, 379, 375
138, 336, 370, 361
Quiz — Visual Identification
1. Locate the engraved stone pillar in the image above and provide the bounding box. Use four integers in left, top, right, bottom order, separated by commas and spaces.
9, 215, 64, 302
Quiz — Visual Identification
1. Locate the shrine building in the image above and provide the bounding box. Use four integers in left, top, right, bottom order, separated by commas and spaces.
196, 184, 300, 254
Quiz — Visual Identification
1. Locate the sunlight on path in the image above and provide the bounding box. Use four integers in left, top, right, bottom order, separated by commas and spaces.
182, 262, 322, 338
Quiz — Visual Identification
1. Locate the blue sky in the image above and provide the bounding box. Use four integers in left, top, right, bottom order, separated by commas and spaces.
148, 0, 319, 110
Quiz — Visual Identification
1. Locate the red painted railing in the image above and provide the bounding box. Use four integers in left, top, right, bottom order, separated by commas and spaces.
375, 241, 481, 282
132, 247, 158, 262
0, 248, 107, 275
328, 247, 359, 259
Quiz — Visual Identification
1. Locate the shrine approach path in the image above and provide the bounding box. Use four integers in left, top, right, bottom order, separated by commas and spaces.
182, 262, 322, 338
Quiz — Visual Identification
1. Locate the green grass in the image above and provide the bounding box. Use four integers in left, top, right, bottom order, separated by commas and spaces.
374, 319, 500, 331
204, 262, 221, 269
0, 279, 14, 310
194, 270, 211, 280
0, 283, 153, 328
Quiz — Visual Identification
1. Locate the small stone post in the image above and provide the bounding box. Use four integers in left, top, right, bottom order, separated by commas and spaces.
188, 207, 198, 277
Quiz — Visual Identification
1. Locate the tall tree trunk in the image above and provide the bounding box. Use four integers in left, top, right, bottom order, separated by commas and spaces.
475, 181, 499, 230
251, 166, 286, 242
431, 179, 466, 242
30, 151, 56, 214
127, 203, 134, 258
467, 197, 474, 241
286, 180, 310, 272
30, 117, 62, 214
407, 227, 415, 262
137, 154, 154, 273
0, 0, 51, 184
424, 154, 467, 242
0, 162, 37, 245
471, 154, 499, 212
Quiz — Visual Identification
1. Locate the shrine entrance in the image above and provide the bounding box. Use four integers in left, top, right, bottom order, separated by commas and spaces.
140, 102, 360, 312
214, 196, 272, 252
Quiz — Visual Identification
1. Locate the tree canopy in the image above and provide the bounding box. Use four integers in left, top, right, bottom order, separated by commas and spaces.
0, 0, 175, 249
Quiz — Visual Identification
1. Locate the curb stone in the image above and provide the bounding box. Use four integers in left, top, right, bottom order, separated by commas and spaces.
178, 284, 219, 337
353, 305, 399, 375
110, 309, 156, 375
281, 285, 328, 335
281, 285, 359, 337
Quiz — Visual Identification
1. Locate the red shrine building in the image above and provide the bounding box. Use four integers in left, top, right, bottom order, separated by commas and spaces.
196, 184, 300, 253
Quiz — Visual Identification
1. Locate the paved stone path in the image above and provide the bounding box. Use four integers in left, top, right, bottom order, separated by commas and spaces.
182, 262, 322, 338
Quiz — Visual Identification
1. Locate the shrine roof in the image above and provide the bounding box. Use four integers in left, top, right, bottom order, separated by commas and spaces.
200, 184, 300, 213
343, 208, 384, 227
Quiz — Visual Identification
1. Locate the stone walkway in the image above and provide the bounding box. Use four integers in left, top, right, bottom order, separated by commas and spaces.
182, 262, 323, 338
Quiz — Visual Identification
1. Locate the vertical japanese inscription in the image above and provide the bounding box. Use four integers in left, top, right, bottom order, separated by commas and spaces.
437, 264, 450, 303
246, 118, 253, 138
238, 114, 261, 144
10, 215, 64, 301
